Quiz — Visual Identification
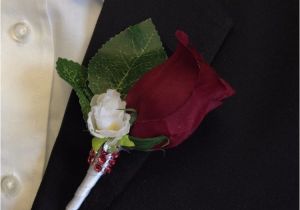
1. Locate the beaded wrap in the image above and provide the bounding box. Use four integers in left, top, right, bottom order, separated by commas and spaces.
66, 147, 119, 210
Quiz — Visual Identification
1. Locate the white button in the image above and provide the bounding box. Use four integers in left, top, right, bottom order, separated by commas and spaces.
1, 175, 21, 197
10, 22, 31, 43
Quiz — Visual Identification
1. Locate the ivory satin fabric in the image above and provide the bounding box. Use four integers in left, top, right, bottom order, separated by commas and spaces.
1, 0, 102, 209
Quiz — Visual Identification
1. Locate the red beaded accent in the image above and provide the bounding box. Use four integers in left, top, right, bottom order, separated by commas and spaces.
112, 153, 119, 158
87, 150, 96, 164
109, 159, 116, 166
88, 149, 120, 173
94, 163, 102, 172
97, 157, 105, 164
105, 167, 112, 174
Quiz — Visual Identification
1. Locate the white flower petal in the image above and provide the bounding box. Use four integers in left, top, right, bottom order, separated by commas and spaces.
87, 89, 131, 139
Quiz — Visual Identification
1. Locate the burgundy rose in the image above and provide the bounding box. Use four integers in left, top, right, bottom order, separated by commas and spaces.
126, 31, 235, 148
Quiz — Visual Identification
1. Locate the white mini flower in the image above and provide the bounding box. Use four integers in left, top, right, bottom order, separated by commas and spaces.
87, 89, 131, 139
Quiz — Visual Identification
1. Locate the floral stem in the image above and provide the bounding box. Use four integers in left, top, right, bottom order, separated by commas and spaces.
65, 146, 118, 210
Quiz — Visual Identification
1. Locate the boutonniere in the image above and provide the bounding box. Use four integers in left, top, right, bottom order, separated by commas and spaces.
57, 19, 235, 210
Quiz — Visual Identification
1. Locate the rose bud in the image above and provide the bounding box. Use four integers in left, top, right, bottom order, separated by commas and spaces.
126, 31, 235, 148
87, 89, 131, 139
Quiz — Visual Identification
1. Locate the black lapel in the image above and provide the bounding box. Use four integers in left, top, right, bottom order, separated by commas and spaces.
32, 0, 233, 209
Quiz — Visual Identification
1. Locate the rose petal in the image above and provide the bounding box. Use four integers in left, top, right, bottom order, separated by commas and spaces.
126, 31, 235, 148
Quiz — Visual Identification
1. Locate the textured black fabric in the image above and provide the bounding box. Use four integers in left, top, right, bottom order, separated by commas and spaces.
32, 0, 298, 209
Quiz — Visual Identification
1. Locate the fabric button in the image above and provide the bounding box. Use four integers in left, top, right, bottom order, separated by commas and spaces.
1, 175, 21, 197
10, 22, 31, 43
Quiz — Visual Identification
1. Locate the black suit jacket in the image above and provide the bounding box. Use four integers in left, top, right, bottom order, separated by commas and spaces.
32, 0, 299, 209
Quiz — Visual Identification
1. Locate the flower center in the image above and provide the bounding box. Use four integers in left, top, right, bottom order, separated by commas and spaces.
107, 122, 120, 131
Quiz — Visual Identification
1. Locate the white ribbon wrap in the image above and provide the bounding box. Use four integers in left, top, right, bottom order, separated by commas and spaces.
66, 154, 113, 210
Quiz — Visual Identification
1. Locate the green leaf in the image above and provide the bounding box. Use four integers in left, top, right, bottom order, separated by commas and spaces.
74, 88, 91, 120
56, 58, 88, 89
88, 19, 167, 97
129, 112, 137, 125
119, 135, 135, 147
92, 137, 107, 151
129, 136, 169, 151
56, 58, 93, 120
119, 108, 137, 125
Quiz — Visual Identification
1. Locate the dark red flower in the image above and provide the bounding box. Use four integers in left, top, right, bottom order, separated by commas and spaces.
126, 31, 235, 148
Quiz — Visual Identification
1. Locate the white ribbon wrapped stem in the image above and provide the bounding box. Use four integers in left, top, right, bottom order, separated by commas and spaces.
66, 153, 113, 210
